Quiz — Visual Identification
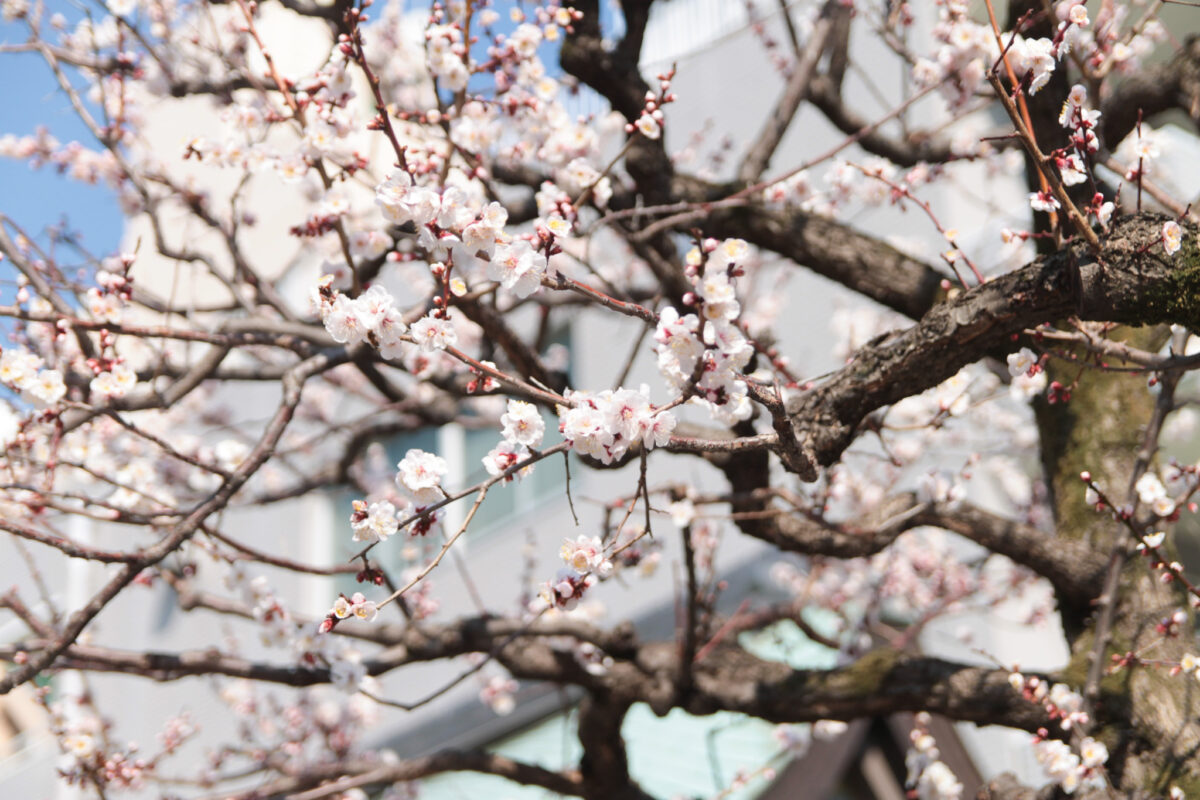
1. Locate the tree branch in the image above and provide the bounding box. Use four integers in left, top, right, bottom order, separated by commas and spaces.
781, 213, 1200, 478
1100, 35, 1200, 150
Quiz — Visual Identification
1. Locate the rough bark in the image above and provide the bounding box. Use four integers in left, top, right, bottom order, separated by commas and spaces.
782, 214, 1200, 478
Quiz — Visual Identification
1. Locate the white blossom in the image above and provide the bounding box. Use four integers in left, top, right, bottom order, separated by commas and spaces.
501, 399, 545, 448
397, 449, 449, 505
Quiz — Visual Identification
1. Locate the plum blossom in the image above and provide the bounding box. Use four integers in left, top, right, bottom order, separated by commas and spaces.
350, 499, 400, 543
667, 499, 696, 528
1010, 36, 1057, 94
214, 439, 249, 471
489, 239, 546, 298
539, 567, 595, 610
28, 368, 66, 404
410, 314, 457, 353
331, 592, 377, 622
1135, 472, 1173, 518
560, 534, 612, 577
1079, 737, 1108, 768
557, 387, 676, 464
322, 295, 370, 345
1029, 191, 1060, 213
1007, 347, 1038, 377
482, 440, 531, 480
330, 649, 368, 692
479, 675, 518, 715
501, 399, 545, 447
90, 364, 137, 399
634, 112, 661, 139
61, 731, 97, 759
396, 449, 449, 505
1163, 220, 1183, 256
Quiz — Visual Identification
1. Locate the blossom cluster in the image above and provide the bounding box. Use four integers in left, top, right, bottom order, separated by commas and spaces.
1032, 737, 1108, 795
89, 362, 138, 399
0, 347, 66, 405
425, 18, 472, 92
1009, 673, 1089, 730
539, 567, 596, 611
1007, 672, 1108, 793
557, 386, 676, 464
223, 567, 307, 651
478, 674, 519, 716
1118, 123, 1161, 184
313, 280, 413, 358
350, 499, 400, 543
374, 165, 553, 302
331, 592, 379, 623
904, 714, 963, 800
770, 521, 1040, 633
628, 68, 676, 141
654, 238, 756, 424
1051, 84, 1101, 196
559, 534, 613, 577
86, 262, 133, 323
1135, 471, 1178, 518
771, 719, 849, 759
540, 534, 612, 610
916, 1, 997, 108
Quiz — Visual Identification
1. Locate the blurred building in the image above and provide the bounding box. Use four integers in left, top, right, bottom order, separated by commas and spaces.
2, 1, 1131, 798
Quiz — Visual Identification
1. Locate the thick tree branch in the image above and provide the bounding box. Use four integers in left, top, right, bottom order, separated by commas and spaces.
677, 645, 1052, 733
781, 213, 1200, 478
806, 75, 959, 167
202, 751, 583, 800
576, 695, 654, 800
698, 193, 947, 320
912, 505, 1107, 609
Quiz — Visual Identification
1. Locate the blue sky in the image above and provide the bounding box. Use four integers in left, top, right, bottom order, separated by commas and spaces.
0, 5, 124, 258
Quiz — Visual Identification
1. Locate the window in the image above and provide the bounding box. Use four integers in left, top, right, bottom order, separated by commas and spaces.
322, 321, 575, 585
325, 409, 571, 585
458, 410, 567, 540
